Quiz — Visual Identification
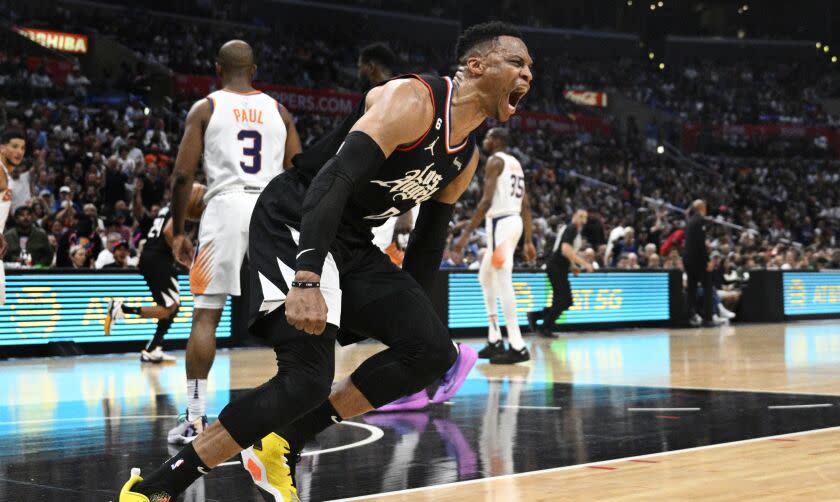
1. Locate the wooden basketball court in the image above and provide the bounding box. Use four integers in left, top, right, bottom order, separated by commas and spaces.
2, 321, 840, 500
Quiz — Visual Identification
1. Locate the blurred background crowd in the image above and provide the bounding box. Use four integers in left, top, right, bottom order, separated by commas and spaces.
2, 0, 839, 295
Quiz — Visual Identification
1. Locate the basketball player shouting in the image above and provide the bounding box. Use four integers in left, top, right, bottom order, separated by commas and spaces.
104, 183, 206, 363
452, 127, 536, 364
163, 40, 301, 444
120, 22, 532, 501
357, 42, 480, 412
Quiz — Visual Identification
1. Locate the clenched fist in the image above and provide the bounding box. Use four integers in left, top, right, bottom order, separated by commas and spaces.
285, 271, 328, 335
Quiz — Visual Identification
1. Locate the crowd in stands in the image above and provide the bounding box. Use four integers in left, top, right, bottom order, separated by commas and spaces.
3, 2, 840, 281
626, 60, 840, 126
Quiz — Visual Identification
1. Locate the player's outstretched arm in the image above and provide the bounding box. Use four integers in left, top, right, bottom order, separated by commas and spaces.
451, 154, 503, 260
288, 79, 433, 335
403, 148, 480, 293
170, 99, 210, 267
279, 104, 302, 169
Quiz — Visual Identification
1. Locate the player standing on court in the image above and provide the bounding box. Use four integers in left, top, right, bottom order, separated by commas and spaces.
452, 127, 536, 364
120, 22, 532, 501
165, 40, 302, 444
104, 183, 206, 363
0, 130, 26, 306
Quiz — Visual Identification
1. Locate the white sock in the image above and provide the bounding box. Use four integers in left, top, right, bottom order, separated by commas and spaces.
187, 378, 207, 421
479, 253, 502, 343
497, 268, 526, 351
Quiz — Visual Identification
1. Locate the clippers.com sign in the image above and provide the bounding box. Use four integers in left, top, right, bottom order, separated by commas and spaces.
16, 27, 89, 54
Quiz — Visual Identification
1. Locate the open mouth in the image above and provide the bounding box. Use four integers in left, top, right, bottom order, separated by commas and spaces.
507, 88, 527, 113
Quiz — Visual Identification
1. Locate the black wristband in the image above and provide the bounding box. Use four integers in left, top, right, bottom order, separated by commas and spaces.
291, 281, 320, 289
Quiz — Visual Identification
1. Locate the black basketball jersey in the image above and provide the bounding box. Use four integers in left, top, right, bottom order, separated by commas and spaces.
143, 205, 172, 257
292, 74, 476, 239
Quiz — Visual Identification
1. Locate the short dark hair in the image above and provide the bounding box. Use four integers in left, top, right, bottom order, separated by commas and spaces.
455, 21, 523, 63
487, 127, 511, 146
1, 129, 25, 145
359, 43, 397, 71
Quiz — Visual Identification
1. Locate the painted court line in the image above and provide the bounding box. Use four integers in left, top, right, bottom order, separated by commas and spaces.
768, 404, 834, 410
217, 421, 383, 468
326, 425, 840, 502
499, 405, 562, 410
483, 378, 840, 398
627, 407, 700, 412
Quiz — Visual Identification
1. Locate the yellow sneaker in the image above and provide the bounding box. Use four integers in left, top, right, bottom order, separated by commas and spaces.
118, 468, 153, 501
241, 433, 301, 502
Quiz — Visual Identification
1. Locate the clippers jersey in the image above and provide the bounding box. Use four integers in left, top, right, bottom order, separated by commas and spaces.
202, 89, 287, 202
291, 74, 476, 243
144, 205, 172, 258
487, 151, 524, 219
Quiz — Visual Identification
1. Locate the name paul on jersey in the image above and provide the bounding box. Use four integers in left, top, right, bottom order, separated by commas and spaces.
233, 108, 265, 124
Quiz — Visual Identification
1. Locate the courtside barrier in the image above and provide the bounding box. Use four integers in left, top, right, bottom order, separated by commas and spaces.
438, 269, 685, 336
0, 270, 233, 356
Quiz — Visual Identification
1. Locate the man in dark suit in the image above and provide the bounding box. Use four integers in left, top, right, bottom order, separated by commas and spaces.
683, 199, 719, 327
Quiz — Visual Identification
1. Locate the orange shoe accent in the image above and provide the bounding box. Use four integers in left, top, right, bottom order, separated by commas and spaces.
189, 243, 215, 295
246, 458, 263, 482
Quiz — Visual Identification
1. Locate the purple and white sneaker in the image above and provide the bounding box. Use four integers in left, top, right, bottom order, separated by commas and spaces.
373, 390, 429, 412
430, 343, 478, 404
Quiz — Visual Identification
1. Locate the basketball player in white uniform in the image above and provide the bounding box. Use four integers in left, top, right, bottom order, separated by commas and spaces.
452, 128, 535, 364
166, 40, 302, 444
0, 131, 26, 306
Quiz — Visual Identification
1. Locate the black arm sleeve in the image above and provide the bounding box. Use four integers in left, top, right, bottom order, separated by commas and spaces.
296, 131, 386, 275
402, 200, 454, 295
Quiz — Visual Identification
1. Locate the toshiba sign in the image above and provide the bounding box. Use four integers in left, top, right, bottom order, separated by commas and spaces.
16, 27, 89, 54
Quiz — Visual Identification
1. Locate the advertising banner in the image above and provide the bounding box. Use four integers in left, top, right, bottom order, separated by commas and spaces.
16, 27, 89, 54
783, 272, 840, 316
0, 273, 231, 346
448, 271, 670, 329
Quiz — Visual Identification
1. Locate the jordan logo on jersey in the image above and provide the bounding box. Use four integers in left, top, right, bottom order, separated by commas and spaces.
424, 136, 439, 157
370, 163, 443, 204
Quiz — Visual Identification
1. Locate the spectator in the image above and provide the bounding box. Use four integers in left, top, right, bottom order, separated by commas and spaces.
102, 158, 128, 210
69, 244, 91, 269
4, 206, 53, 267
96, 232, 123, 269
140, 164, 166, 207
583, 247, 600, 270
53, 186, 81, 213
56, 212, 103, 268
103, 240, 133, 269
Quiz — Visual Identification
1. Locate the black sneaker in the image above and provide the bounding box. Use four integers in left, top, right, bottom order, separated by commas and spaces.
478, 340, 506, 359
526, 312, 539, 333
538, 328, 558, 339
490, 346, 530, 365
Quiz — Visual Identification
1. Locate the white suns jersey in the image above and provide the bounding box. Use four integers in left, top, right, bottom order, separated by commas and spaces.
487, 151, 525, 218
202, 89, 287, 201
0, 160, 10, 233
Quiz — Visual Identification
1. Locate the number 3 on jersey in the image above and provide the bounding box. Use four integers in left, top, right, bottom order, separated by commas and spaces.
238, 130, 262, 173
